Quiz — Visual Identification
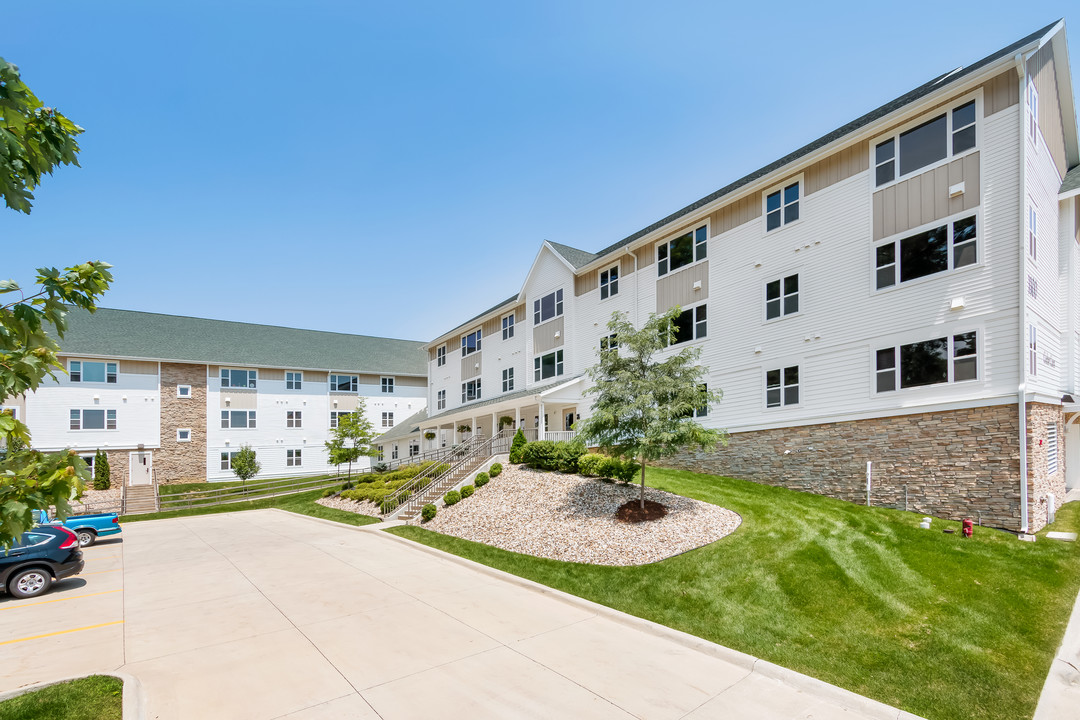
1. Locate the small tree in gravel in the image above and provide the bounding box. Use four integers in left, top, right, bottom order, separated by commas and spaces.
231, 445, 260, 487
92, 449, 110, 490
577, 308, 726, 510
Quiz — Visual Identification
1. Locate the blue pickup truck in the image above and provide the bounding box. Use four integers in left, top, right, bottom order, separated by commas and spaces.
35, 509, 121, 547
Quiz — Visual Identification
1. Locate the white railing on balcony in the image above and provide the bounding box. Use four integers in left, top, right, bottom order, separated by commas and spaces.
543, 430, 578, 443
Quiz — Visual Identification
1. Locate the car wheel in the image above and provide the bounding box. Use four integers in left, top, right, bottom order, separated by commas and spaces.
77, 530, 96, 547
9, 568, 53, 599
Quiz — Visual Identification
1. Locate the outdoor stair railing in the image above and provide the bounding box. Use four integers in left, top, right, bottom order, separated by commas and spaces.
380, 430, 508, 519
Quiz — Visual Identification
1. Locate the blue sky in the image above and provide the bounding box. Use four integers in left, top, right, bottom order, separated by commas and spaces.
2, 1, 1075, 341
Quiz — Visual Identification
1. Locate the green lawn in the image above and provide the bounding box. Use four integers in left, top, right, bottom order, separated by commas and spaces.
121, 488, 381, 526
157, 474, 336, 497
386, 468, 1080, 720
0, 676, 121, 720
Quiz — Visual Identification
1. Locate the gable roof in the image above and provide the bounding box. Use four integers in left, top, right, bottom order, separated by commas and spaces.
546, 241, 598, 270
1062, 164, 1080, 197
376, 408, 427, 444
57, 308, 428, 375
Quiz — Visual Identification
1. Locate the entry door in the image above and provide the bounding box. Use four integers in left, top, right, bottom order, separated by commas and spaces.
129, 452, 153, 485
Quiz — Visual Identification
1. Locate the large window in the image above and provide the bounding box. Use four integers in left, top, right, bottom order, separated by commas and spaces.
875, 216, 976, 289
286, 372, 302, 390
600, 265, 619, 299
287, 449, 302, 467
671, 305, 707, 345
462, 379, 481, 403
875, 332, 977, 392
220, 451, 240, 471
502, 367, 514, 392
765, 183, 799, 231
502, 313, 515, 340
221, 410, 257, 429
381, 377, 394, 393
69, 409, 116, 430
286, 410, 302, 428
766, 274, 799, 320
221, 368, 256, 389
70, 361, 117, 384
461, 329, 482, 356
533, 290, 563, 325
766, 367, 799, 408
437, 389, 446, 410
875, 100, 976, 186
534, 350, 564, 381
330, 374, 358, 392
658, 226, 707, 276
436, 345, 446, 367
381, 412, 394, 428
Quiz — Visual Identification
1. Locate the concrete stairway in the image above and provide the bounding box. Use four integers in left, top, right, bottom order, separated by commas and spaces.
123, 485, 159, 515
396, 452, 491, 521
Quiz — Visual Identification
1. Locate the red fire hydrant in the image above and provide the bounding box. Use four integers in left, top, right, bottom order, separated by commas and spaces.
962, 519, 974, 538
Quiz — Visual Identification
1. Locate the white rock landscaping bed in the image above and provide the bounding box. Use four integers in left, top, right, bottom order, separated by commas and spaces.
71, 486, 122, 514
316, 494, 381, 519
414, 465, 741, 566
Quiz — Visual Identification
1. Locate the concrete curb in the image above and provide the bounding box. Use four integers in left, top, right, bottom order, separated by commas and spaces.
272, 508, 925, 720
1032, 576, 1080, 720
0, 671, 146, 719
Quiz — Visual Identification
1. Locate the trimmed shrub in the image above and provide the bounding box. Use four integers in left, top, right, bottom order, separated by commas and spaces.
577, 453, 606, 477
556, 442, 585, 473
421, 504, 437, 522
92, 449, 111, 490
444, 490, 461, 506
474, 472, 489, 487
608, 457, 641, 483
321, 488, 336, 498
461, 484, 475, 498
372, 462, 388, 473
524, 440, 585, 473
489, 462, 503, 477
509, 428, 527, 463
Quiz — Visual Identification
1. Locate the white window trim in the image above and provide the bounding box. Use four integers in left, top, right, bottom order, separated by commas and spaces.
69, 359, 118, 384
763, 365, 801, 410
285, 371, 303, 390
436, 345, 447, 367
70, 408, 118, 431
600, 264, 620, 300
872, 329, 981, 396
221, 410, 257, 429
502, 313, 516, 340
763, 272, 801, 323
461, 328, 483, 356
502, 367, 515, 393
1029, 324, 1038, 377
286, 448, 303, 467
381, 412, 394, 428
1028, 200, 1038, 262
177, 384, 192, 398
220, 367, 257, 389
220, 450, 240, 471
1, 406, 18, 420
436, 389, 446, 410
668, 301, 708, 347
329, 374, 359, 393
762, 177, 803, 233
286, 410, 302, 429
381, 377, 395, 393
532, 289, 564, 328
656, 222, 709, 277
871, 210, 982, 294
1027, 80, 1039, 146
461, 378, 482, 404
177, 428, 192, 442
869, 92, 982, 191
533, 349, 565, 382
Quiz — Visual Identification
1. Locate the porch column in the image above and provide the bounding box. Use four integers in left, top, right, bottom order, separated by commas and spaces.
538, 400, 546, 441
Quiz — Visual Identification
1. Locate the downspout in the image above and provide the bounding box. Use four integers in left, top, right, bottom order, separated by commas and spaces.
625, 247, 639, 327
1015, 52, 1030, 535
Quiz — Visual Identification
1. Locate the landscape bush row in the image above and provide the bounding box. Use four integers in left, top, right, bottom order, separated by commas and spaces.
324, 460, 451, 504
425, 461, 504, 522
512, 430, 638, 482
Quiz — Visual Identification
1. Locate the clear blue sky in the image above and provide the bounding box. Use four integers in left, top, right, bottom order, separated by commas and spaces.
2, 1, 1075, 341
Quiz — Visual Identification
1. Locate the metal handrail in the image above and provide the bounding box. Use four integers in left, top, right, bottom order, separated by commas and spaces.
378, 436, 484, 515
385, 430, 507, 518
157, 475, 351, 511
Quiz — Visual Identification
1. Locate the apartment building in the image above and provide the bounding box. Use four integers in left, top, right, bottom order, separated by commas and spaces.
10, 309, 427, 484
419, 21, 1080, 533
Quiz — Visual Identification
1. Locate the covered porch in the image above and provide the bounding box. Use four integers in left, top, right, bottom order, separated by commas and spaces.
418, 376, 586, 451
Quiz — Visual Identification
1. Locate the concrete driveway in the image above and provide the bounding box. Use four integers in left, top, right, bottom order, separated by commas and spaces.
1, 510, 919, 719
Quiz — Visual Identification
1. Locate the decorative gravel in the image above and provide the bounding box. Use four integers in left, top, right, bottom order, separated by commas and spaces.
413, 466, 741, 566
71, 487, 122, 514
316, 494, 381, 519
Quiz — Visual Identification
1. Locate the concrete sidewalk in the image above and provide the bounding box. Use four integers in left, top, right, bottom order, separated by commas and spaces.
1033, 494, 1080, 720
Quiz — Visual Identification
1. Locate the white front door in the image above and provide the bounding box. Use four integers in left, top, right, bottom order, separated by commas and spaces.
129, 452, 152, 486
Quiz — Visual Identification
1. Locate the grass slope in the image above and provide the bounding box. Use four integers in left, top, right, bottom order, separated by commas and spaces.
120, 489, 380, 526
386, 468, 1080, 720
0, 676, 121, 720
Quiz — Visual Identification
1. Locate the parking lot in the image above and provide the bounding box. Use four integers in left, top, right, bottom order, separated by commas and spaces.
2, 511, 912, 719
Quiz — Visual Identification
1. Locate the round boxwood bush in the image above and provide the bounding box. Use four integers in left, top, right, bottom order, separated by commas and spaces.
444, 489, 461, 506
421, 503, 437, 522
461, 484, 475, 498
320, 488, 336, 498
474, 472, 489, 487
489, 463, 503, 477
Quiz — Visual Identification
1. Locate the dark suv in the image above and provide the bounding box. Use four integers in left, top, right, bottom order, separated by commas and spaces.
1, 526, 85, 599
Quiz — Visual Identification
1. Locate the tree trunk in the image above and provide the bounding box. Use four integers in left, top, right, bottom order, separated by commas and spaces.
347, 460, 352, 480
640, 455, 646, 509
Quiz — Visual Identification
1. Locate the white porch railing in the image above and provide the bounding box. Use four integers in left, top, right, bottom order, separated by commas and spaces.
543, 430, 578, 443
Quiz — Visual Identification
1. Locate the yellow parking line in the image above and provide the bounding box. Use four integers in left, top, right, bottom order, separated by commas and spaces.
81, 568, 122, 576
0, 589, 121, 611
0, 620, 124, 646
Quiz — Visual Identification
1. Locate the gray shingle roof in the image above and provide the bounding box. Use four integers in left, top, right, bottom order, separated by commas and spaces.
57, 308, 428, 375
376, 408, 427, 444
547, 241, 598, 270
1062, 165, 1080, 195
422, 375, 584, 425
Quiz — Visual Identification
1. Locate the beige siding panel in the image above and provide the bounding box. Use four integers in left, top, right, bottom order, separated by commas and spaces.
357, 374, 380, 386
982, 70, 1019, 116
119, 360, 158, 375
482, 317, 500, 339
305, 371, 328, 383
461, 353, 481, 380
4, 395, 26, 419
207, 365, 219, 378
635, 245, 655, 269
575, 271, 598, 297
708, 194, 761, 235
514, 305, 526, 324
656, 261, 709, 313
1076, 200, 1080, 244
872, 152, 981, 240
533, 316, 565, 354
259, 368, 285, 381
220, 388, 257, 410
1030, 45, 1068, 178
620, 254, 636, 278
396, 375, 427, 388
332, 394, 359, 412
805, 141, 869, 195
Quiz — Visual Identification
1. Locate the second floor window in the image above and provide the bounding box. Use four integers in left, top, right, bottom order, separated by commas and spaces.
70, 360, 117, 384
502, 367, 514, 392
462, 379, 481, 403
765, 183, 799, 231
221, 368, 256, 389
534, 289, 563, 324
534, 350, 564, 382
329, 411, 354, 428
600, 265, 619, 299
671, 305, 707, 345
381, 412, 394, 428
658, 226, 706, 276
70, 408, 116, 430
766, 275, 799, 320
330, 374, 358, 392
436, 345, 446, 367
600, 334, 618, 353
286, 372, 302, 390
287, 410, 302, 428
381, 377, 394, 393
437, 389, 446, 410
876, 215, 976, 290
462, 329, 482, 356
222, 410, 257, 429
502, 313, 515, 340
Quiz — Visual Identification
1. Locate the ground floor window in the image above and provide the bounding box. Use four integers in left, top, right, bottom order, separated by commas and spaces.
287, 449, 302, 467
220, 451, 240, 470
875, 332, 977, 392
766, 367, 799, 408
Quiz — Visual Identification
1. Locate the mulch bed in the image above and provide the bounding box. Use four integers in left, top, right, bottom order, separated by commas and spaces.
615, 499, 668, 523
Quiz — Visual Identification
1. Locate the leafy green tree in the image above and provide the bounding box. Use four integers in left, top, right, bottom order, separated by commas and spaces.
92, 449, 111, 490
1, 57, 84, 213
324, 400, 377, 479
577, 308, 726, 509
231, 445, 260, 485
